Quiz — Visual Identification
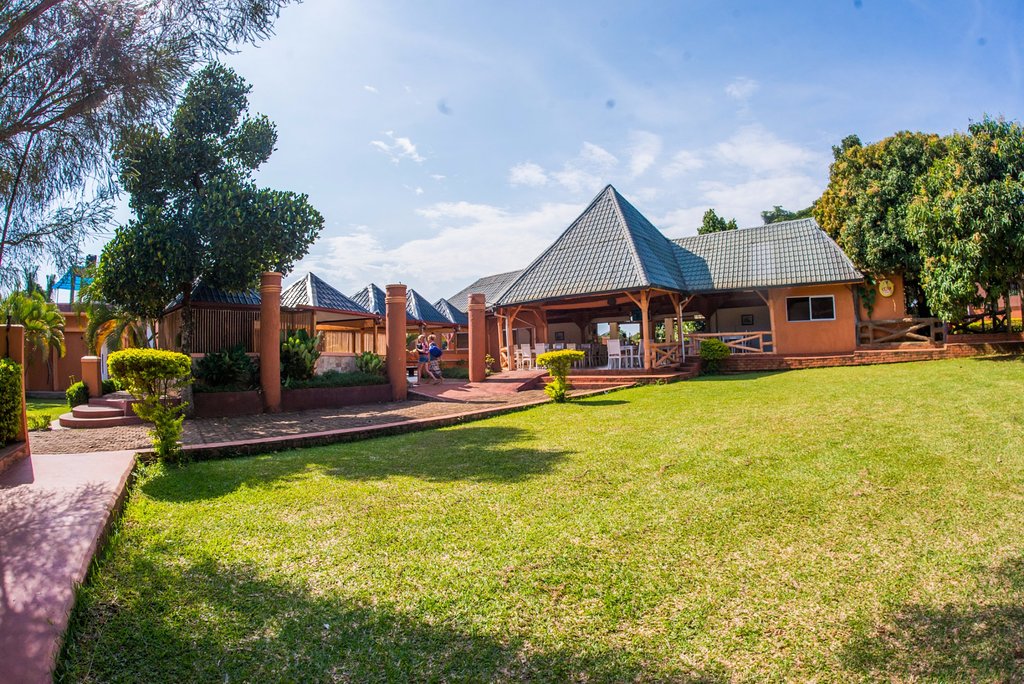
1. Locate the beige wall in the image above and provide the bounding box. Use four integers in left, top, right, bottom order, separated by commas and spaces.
769, 284, 858, 355
547, 322, 584, 344
710, 306, 771, 333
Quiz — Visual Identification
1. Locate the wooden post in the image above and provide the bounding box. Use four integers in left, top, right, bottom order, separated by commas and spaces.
640, 289, 652, 369
259, 272, 283, 412
385, 284, 408, 401
468, 293, 487, 382
504, 311, 514, 370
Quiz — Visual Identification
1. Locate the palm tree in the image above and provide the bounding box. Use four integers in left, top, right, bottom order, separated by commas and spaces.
76, 279, 153, 354
1, 291, 65, 384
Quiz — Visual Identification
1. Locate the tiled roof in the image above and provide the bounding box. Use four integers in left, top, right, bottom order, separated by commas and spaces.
447, 270, 522, 311
350, 283, 387, 316
496, 186, 688, 306
407, 289, 451, 325
433, 297, 469, 325
671, 219, 863, 292
165, 282, 261, 311
281, 273, 373, 315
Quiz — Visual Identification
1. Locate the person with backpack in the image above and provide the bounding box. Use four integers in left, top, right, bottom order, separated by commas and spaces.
426, 334, 444, 384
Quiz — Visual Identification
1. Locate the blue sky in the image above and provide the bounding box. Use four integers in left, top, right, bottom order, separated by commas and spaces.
93, 0, 1024, 302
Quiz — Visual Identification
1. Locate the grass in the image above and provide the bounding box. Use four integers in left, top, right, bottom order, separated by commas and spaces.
57, 358, 1024, 682
25, 397, 68, 430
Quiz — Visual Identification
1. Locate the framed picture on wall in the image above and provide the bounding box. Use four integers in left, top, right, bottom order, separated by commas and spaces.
554, 331, 565, 341
740, 314, 754, 326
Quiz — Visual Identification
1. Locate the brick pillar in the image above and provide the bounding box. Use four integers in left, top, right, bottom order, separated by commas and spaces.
260, 272, 282, 413
81, 356, 102, 397
468, 293, 487, 383
385, 284, 408, 401
5, 324, 29, 444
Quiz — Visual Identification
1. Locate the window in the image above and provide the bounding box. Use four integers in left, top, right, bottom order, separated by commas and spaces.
786, 295, 835, 322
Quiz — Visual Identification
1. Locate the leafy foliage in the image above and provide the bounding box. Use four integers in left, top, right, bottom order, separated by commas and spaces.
1, 290, 65, 358
699, 338, 731, 374
195, 345, 258, 390
66, 381, 89, 408
536, 350, 585, 402
27, 412, 51, 431
101, 378, 123, 395
281, 329, 323, 384
0, 358, 22, 445
761, 205, 814, 224
95, 63, 323, 351
908, 117, 1024, 324
698, 209, 739, 235
283, 370, 389, 390
108, 348, 192, 460
355, 351, 386, 376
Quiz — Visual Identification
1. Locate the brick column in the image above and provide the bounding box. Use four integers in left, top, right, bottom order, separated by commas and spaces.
81, 356, 102, 397
468, 293, 487, 383
385, 284, 408, 401
260, 272, 282, 413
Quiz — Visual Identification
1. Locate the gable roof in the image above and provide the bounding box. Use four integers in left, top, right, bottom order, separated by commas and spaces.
350, 283, 387, 316
281, 273, 373, 316
406, 289, 451, 325
433, 297, 469, 325
495, 185, 688, 306
447, 270, 522, 312
671, 219, 863, 292
165, 281, 261, 312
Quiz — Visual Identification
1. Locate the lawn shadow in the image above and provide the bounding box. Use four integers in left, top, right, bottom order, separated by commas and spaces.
839, 555, 1024, 680
143, 425, 569, 503
573, 399, 629, 406
58, 553, 726, 683
973, 353, 1024, 363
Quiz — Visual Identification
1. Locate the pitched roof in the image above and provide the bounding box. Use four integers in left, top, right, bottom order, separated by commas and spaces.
165, 282, 261, 311
406, 289, 451, 325
671, 219, 863, 292
495, 185, 688, 306
350, 283, 387, 316
447, 270, 522, 311
281, 273, 373, 316
433, 297, 469, 325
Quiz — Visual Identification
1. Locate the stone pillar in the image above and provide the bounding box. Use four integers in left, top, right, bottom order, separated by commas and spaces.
5, 324, 29, 444
260, 272, 282, 413
385, 284, 408, 401
468, 293, 487, 383
81, 356, 103, 397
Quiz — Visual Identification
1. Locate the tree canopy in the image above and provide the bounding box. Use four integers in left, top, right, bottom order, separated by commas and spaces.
760, 204, 814, 224
96, 63, 323, 352
698, 209, 738, 235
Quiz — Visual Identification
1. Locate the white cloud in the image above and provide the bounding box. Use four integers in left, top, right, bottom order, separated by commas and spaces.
627, 131, 662, 178
661, 149, 704, 179
295, 201, 581, 301
370, 130, 425, 164
658, 207, 709, 237
578, 142, 618, 170
363, 85, 379, 94
715, 124, 817, 174
725, 76, 759, 101
429, 174, 446, 181
508, 162, 548, 187
699, 174, 821, 225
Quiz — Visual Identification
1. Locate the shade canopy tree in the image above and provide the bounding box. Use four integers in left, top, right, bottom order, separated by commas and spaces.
698, 209, 738, 235
760, 204, 814, 224
908, 117, 1024, 325
96, 63, 323, 353
0, 0, 294, 287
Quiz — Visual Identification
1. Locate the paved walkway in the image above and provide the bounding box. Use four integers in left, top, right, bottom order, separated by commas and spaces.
0, 450, 136, 684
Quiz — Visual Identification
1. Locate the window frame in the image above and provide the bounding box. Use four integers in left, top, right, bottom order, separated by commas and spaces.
785, 295, 836, 323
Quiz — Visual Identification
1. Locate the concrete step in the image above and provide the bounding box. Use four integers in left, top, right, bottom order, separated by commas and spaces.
89, 392, 137, 411
72, 405, 123, 419
58, 412, 144, 429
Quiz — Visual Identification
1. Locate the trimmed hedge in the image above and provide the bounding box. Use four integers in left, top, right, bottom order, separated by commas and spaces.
66, 380, 89, 407
699, 338, 731, 374
0, 358, 22, 446
108, 349, 192, 461
285, 370, 388, 390
536, 349, 585, 402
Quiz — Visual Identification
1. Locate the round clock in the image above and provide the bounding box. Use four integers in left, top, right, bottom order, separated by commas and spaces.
878, 279, 895, 298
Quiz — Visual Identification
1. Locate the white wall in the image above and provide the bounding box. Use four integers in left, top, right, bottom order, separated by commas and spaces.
710, 306, 770, 333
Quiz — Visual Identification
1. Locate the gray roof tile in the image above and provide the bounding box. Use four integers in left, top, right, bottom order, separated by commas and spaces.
447, 270, 522, 311
351, 283, 451, 325
350, 284, 387, 316
433, 297, 469, 325
281, 273, 373, 315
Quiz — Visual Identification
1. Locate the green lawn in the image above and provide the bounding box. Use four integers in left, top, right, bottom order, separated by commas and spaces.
58, 358, 1024, 682
25, 397, 68, 430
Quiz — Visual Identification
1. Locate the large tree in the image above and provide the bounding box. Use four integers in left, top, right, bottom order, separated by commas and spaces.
95, 63, 323, 353
908, 117, 1024, 325
0, 0, 294, 287
698, 208, 738, 235
761, 204, 814, 224
814, 132, 948, 315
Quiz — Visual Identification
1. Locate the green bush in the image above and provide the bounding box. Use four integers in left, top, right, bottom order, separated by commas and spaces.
195, 344, 258, 390
66, 380, 90, 407
281, 329, 322, 384
443, 365, 470, 380
108, 349, 192, 461
699, 338, 731, 374
101, 378, 123, 395
284, 370, 389, 390
355, 351, 385, 376
536, 349, 585, 402
28, 413, 52, 431
0, 358, 22, 446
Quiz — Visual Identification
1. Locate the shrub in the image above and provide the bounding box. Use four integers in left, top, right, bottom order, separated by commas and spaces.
484, 353, 497, 376
699, 338, 731, 374
444, 365, 470, 380
284, 370, 389, 389
108, 349, 192, 461
281, 329, 322, 384
0, 358, 22, 446
101, 378, 123, 395
66, 380, 89, 407
195, 344, 258, 390
28, 413, 52, 431
536, 349, 585, 403
355, 351, 385, 376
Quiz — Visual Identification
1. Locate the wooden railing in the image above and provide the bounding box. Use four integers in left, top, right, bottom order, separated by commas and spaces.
684, 332, 774, 355
948, 310, 1010, 334
858, 318, 944, 344
650, 342, 683, 367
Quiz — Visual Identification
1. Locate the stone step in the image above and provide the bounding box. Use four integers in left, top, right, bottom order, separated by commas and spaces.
58, 412, 144, 429
72, 404, 123, 419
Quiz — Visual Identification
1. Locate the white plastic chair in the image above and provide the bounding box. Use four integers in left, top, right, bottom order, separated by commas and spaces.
535, 342, 548, 355
607, 338, 622, 369
518, 343, 534, 369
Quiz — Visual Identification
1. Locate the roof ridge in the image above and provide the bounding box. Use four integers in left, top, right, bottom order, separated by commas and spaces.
607, 186, 652, 287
